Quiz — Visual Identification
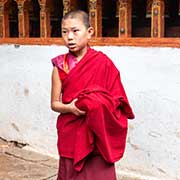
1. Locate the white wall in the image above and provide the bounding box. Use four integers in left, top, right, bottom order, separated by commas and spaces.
0, 44, 180, 180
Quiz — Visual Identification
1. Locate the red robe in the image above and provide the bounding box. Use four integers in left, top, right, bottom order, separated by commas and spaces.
52, 47, 134, 171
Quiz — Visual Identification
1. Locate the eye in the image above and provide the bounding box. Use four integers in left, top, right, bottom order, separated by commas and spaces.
62, 30, 67, 34
73, 29, 79, 33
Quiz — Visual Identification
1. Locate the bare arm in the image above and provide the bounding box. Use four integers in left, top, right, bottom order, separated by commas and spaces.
51, 67, 86, 116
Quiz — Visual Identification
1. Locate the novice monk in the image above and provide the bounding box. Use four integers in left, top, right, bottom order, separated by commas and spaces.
51, 10, 135, 180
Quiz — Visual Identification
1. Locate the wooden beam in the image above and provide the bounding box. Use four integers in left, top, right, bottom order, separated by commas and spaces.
151, 0, 165, 37
16, 0, 29, 37
62, 0, 78, 15
0, 0, 9, 37
0, 37, 180, 48
39, 2, 50, 37
88, 0, 102, 37
118, 0, 132, 37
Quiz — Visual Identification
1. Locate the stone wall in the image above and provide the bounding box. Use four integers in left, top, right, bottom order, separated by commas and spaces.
0, 44, 180, 180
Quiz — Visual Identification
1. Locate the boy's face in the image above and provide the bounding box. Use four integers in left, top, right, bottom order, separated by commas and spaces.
61, 17, 93, 55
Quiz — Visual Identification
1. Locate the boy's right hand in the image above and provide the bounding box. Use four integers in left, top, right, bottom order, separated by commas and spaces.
68, 99, 86, 116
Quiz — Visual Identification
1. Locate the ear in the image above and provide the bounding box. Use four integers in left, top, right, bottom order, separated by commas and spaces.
87, 26, 94, 39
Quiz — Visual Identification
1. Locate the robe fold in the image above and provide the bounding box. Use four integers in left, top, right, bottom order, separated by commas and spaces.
52, 47, 134, 172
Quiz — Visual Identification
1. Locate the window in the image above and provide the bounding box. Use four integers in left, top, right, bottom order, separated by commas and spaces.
132, 0, 151, 37
50, 0, 63, 37
29, 0, 40, 37
9, 0, 18, 37
102, 0, 118, 37
165, 0, 180, 37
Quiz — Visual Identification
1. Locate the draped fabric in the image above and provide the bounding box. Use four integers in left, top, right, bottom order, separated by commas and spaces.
57, 155, 116, 180
52, 47, 134, 171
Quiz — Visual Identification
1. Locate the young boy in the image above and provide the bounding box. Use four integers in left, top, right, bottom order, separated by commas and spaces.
51, 10, 134, 180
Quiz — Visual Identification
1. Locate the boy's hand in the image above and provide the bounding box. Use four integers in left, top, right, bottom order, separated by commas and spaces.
68, 99, 86, 116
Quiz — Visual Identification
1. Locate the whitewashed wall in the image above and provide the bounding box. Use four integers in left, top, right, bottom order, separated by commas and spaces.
0, 44, 180, 180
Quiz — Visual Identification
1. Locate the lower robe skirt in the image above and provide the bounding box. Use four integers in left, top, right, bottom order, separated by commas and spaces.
57, 155, 116, 180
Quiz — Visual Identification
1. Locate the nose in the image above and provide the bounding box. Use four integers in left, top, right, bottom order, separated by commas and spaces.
67, 31, 74, 40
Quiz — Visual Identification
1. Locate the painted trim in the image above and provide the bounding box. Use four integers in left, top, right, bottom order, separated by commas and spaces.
0, 37, 180, 48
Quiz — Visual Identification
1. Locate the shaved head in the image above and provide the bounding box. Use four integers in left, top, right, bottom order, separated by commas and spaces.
62, 10, 90, 29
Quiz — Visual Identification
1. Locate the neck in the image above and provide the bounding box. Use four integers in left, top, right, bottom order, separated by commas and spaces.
70, 46, 89, 61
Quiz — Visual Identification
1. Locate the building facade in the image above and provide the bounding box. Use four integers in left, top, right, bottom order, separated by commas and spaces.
0, 0, 180, 47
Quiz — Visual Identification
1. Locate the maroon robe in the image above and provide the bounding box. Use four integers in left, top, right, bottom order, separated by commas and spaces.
52, 47, 134, 172
57, 155, 116, 180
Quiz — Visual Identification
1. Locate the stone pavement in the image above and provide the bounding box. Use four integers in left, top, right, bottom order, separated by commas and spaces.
0, 138, 58, 180
0, 138, 144, 180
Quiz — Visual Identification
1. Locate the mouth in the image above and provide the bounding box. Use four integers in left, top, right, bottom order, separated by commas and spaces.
68, 43, 76, 49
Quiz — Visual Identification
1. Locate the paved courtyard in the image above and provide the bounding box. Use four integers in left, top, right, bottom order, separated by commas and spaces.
0, 138, 144, 180
0, 138, 58, 180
